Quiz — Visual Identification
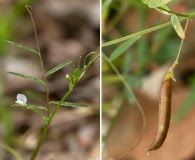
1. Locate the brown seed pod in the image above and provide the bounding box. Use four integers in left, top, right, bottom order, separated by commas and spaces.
148, 71, 173, 152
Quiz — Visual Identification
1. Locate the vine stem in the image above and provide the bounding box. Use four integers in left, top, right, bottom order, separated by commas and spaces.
158, 7, 195, 18
26, 5, 50, 116
169, 19, 189, 73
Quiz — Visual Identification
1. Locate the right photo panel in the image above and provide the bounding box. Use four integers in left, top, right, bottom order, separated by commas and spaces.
102, 0, 195, 160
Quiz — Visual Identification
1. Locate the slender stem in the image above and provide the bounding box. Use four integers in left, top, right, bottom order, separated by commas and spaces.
169, 19, 189, 72
30, 88, 73, 160
0, 140, 23, 160
29, 123, 49, 160
26, 5, 50, 115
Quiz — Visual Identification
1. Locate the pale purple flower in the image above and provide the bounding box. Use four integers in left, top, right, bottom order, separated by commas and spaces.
15, 93, 27, 105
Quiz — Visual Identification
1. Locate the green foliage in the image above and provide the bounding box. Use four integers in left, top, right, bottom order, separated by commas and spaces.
109, 37, 140, 61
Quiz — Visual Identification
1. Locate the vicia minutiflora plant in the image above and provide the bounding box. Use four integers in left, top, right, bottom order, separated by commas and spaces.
4, 5, 99, 160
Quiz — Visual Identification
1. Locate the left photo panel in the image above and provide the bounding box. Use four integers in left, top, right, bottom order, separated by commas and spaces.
0, 1, 100, 160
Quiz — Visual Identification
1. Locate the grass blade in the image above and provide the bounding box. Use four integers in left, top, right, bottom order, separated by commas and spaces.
46, 60, 72, 76
50, 101, 88, 108
4, 40, 40, 55
7, 72, 46, 85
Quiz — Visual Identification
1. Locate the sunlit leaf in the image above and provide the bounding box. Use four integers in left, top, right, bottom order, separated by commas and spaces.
171, 14, 185, 39
7, 72, 46, 85
46, 60, 72, 76
141, 0, 148, 5
110, 37, 140, 61
50, 101, 88, 108
148, 0, 171, 8
4, 40, 40, 55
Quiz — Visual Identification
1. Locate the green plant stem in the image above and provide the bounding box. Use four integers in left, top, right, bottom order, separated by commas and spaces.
30, 88, 73, 160
102, 53, 146, 159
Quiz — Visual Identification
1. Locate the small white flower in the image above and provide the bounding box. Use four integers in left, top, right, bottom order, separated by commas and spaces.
15, 93, 27, 105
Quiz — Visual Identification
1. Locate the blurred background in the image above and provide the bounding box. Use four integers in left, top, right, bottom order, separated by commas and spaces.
102, 0, 195, 160
0, 0, 100, 160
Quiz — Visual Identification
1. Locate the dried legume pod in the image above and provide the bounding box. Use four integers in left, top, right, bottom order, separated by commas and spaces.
148, 70, 173, 152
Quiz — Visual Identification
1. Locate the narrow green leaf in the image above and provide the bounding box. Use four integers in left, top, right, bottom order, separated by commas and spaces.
4, 40, 40, 55
110, 37, 140, 61
46, 60, 72, 76
171, 14, 185, 39
12, 104, 47, 111
50, 101, 88, 108
148, 0, 171, 8
7, 72, 46, 85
